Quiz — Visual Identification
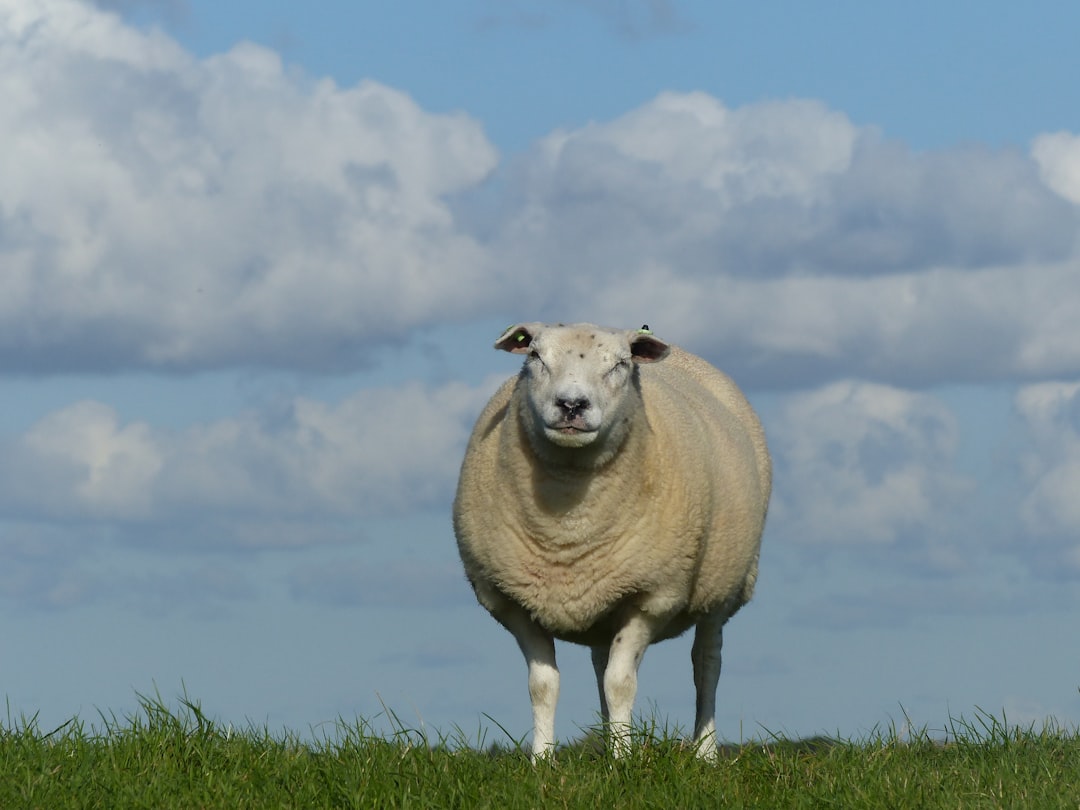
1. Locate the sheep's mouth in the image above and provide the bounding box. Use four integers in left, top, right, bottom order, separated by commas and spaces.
549, 419, 595, 434
544, 421, 600, 449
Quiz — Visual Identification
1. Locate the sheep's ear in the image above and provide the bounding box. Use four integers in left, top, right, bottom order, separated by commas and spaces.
495, 323, 540, 354
629, 329, 670, 363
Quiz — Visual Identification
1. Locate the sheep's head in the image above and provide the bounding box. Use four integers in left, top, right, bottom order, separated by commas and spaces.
496, 323, 670, 465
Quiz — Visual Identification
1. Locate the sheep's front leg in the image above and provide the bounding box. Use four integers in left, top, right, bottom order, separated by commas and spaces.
599, 610, 662, 757
496, 605, 559, 760
690, 612, 725, 760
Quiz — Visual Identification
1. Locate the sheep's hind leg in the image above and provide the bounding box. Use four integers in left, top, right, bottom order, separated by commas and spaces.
590, 644, 610, 729
690, 612, 725, 760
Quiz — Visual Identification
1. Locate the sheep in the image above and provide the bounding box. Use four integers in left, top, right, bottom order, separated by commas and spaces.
452, 322, 771, 760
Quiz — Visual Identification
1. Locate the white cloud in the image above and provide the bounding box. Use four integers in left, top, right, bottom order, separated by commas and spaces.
767, 381, 972, 555
580, 260, 1080, 389
580, 92, 858, 201
488, 92, 1074, 280
22, 402, 163, 518
5, 0, 1080, 393
1032, 131, 1080, 205
476, 93, 1080, 387
0, 0, 499, 372
1014, 381, 1080, 577
0, 376, 500, 537
483, 94, 858, 294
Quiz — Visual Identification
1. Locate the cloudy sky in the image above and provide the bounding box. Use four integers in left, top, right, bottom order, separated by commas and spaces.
3, 0, 1080, 746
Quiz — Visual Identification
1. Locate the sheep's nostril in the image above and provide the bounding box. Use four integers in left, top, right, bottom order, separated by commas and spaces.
556, 397, 589, 418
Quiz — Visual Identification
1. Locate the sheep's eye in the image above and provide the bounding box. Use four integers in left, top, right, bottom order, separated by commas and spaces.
607, 359, 630, 377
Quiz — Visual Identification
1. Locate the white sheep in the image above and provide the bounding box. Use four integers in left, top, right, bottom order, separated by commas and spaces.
453, 322, 771, 759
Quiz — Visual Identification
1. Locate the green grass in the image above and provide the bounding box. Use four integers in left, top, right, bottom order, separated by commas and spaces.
3, 694, 1079, 809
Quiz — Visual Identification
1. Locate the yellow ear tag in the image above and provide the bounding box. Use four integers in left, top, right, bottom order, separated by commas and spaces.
637, 325, 652, 335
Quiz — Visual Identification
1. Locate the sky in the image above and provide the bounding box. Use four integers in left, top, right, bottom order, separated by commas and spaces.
2, 0, 1080, 747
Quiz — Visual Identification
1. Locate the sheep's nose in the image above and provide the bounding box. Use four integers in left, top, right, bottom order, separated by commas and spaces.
556, 396, 589, 418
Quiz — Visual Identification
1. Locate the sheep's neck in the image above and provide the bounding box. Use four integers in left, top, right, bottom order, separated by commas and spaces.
516, 412, 655, 548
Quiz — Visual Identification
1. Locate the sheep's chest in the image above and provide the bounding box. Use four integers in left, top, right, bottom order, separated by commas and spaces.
469, 423, 697, 636
503, 538, 638, 635
489, 500, 663, 636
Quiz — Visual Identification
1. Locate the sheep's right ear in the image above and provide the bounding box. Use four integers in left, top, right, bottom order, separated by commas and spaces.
495, 323, 540, 354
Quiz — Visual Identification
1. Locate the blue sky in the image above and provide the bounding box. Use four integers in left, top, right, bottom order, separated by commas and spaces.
3, 0, 1080, 746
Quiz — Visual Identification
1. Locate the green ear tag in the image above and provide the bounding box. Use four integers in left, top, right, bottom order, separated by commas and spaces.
637, 324, 652, 335
516, 333, 526, 342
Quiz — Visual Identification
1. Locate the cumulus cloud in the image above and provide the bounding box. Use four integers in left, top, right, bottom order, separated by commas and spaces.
5, 0, 1080, 392
1014, 382, 1080, 577
475, 92, 1080, 387
0, 0, 498, 373
766, 381, 973, 561
574, 261, 1080, 389
0, 377, 498, 539
1032, 131, 1080, 206
486, 92, 1075, 279
0, 364, 502, 611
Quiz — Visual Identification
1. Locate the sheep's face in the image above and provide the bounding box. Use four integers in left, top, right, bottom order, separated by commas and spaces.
496, 323, 669, 460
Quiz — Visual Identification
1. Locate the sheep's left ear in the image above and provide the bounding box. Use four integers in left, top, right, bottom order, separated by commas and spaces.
628, 329, 670, 363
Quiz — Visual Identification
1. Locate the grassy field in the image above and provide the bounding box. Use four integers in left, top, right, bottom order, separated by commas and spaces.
3, 695, 1079, 809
